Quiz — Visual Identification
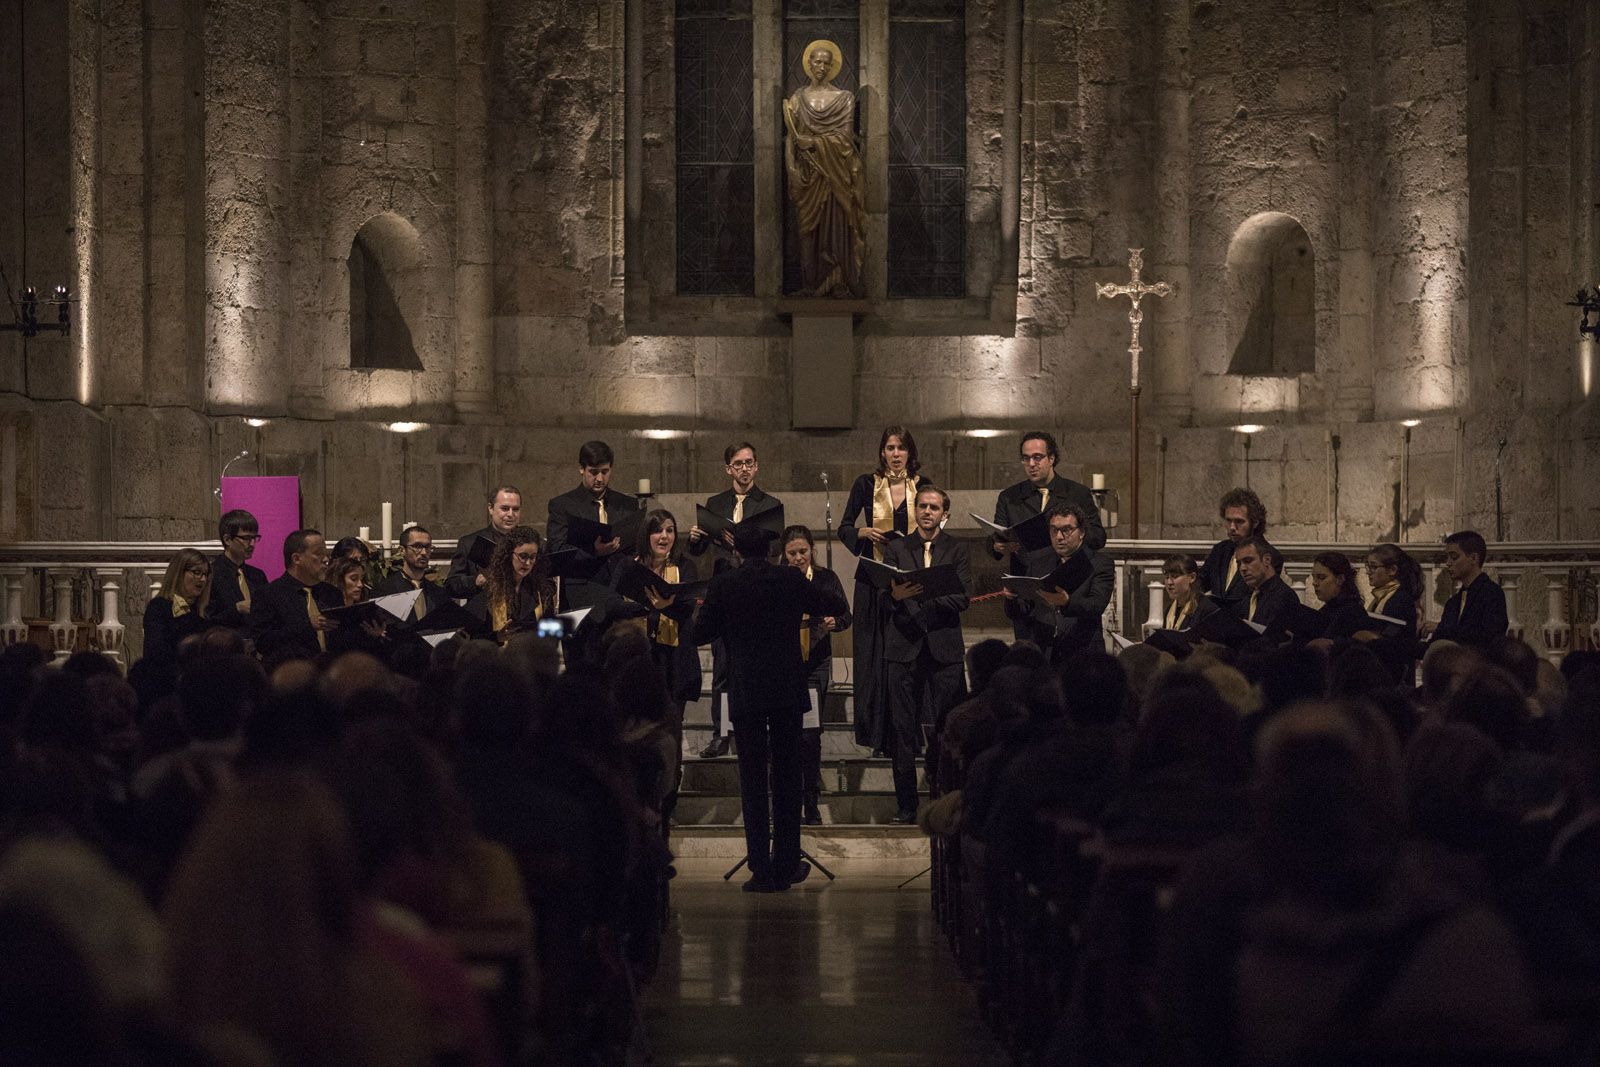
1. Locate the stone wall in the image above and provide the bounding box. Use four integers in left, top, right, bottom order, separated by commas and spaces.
0, 0, 1595, 550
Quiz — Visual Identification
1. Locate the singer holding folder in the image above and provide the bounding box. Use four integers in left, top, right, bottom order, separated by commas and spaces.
881, 486, 970, 823
839, 426, 930, 757
1002, 502, 1114, 664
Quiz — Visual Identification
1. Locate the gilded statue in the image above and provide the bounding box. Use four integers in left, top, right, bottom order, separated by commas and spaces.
783, 40, 867, 298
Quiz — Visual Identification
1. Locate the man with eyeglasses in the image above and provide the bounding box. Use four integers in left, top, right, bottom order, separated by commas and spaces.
988, 432, 1104, 639
373, 525, 449, 621
204, 509, 269, 630
1004, 502, 1115, 663
690, 441, 784, 758
446, 485, 525, 599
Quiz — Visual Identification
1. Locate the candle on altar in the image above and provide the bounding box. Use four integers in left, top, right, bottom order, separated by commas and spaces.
638, 477, 652, 495
381, 502, 393, 549
358, 526, 371, 543
1092, 473, 1105, 490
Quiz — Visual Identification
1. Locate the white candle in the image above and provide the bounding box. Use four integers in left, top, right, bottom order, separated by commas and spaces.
358, 526, 371, 542
1092, 473, 1105, 490
381, 502, 393, 549
638, 477, 652, 495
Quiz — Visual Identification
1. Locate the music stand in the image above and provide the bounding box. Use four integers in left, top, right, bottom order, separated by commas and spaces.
898, 720, 936, 888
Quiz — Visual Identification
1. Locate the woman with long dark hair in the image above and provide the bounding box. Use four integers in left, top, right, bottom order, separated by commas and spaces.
839, 425, 930, 756
1361, 542, 1424, 683
630, 509, 701, 759
1310, 550, 1368, 642
472, 526, 556, 644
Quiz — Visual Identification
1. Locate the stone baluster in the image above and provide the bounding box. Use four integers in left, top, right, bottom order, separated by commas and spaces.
1143, 569, 1165, 636
94, 567, 126, 667
1500, 570, 1523, 641
0, 566, 27, 645
1105, 563, 1123, 639
47, 568, 78, 661
1541, 571, 1570, 664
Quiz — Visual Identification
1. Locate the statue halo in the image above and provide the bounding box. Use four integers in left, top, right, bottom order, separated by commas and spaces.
802, 39, 844, 83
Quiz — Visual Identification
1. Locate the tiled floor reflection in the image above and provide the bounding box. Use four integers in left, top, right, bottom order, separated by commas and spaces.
644, 860, 1012, 1066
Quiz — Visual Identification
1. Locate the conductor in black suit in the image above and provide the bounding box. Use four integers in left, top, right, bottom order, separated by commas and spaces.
444, 486, 524, 599
688, 441, 783, 758
696, 525, 849, 892
1420, 530, 1509, 648
1201, 486, 1269, 614
1234, 534, 1300, 636
1004, 502, 1115, 663
373, 525, 450, 622
204, 509, 269, 630
883, 486, 972, 823
988, 433, 1105, 639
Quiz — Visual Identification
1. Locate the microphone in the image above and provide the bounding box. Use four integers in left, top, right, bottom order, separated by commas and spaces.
214, 450, 252, 499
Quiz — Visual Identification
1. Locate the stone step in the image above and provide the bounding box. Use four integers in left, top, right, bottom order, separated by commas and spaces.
672, 793, 918, 828
668, 824, 930, 861
682, 722, 874, 759
678, 756, 925, 797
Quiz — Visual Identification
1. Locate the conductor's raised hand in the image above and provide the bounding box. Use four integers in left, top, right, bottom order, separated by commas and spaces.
890, 578, 923, 601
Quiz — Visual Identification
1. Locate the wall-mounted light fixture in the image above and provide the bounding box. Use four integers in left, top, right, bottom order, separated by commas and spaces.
384, 422, 429, 434
244, 418, 270, 428
1234, 425, 1263, 490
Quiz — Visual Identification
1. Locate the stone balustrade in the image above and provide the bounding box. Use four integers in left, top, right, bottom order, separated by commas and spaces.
1, 538, 1597, 668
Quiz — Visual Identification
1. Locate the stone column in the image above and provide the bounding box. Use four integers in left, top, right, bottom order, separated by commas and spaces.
1150, 0, 1192, 423
752, 0, 782, 298
454, 0, 495, 417
1143, 571, 1165, 637
0, 567, 27, 646
859, 0, 889, 302
204, 0, 292, 413
48, 568, 77, 661
94, 567, 125, 666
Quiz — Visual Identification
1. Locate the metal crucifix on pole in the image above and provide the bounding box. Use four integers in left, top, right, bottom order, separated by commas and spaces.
1096, 248, 1172, 538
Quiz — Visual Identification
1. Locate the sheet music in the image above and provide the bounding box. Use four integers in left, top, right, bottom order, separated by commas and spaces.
1109, 632, 1135, 651
803, 688, 821, 730
370, 588, 422, 621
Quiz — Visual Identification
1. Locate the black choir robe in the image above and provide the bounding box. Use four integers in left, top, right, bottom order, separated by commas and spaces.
1240, 574, 1301, 637
252, 574, 342, 660
688, 485, 783, 571
1430, 571, 1510, 649
1005, 545, 1116, 661
444, 527, 505, 600
203, 553, 268, 630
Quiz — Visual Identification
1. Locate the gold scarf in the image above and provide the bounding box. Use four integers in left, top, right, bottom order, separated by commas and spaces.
172, 595, 191, 618
870, 473, 918, 562
1367, 581, 1399, 615
800, 565, 814, 660
655, 564, 680, 648
490, 599, 509, 638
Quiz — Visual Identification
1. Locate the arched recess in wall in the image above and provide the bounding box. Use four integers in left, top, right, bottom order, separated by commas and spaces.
348, 212, 425, 372
1225, 212, 1315, 376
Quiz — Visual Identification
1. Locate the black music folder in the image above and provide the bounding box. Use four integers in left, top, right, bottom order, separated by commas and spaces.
971, 510, 1054, 553
565, 508, 644, 555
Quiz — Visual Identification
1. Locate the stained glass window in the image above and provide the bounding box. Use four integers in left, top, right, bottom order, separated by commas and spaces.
676, 1, 755, 295
782, 1, 859, 295
888, 2, 965, 298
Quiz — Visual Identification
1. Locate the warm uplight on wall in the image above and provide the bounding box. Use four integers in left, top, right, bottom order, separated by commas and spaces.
962, 428, 1006, 439
632, 429, 691, 441
1233, 423, 1264, 434
245, 418, 270, 428
1400, 419, 1421, 428
1581, 338, 1595, 398
384, 422, 429, 433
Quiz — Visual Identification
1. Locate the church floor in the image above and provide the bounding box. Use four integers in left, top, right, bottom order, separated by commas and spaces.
644, 859, 1013, 1067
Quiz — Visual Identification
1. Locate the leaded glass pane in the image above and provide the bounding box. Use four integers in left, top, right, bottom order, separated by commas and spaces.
676, 5, 755, 295
888, 12, 965, 298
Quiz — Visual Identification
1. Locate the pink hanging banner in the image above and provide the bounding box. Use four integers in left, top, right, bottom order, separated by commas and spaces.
220, 476, 301, 582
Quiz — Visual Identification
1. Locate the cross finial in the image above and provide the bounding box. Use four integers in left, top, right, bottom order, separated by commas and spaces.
1095, 249, 1173, 393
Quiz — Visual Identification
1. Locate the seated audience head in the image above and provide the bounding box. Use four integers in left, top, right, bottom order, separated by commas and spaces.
60, 651, 122, 681
1442, 529, 1488, 584
1162, 553, 1200, 605
1218, 486, 1267, 542
1117, 643, 1175, 704
577, 441, 615, 496
1132, 679, 1247, 784
22, 672, 97, 753
1310, 551, 1359, 604
1328, 643, 1390, 699
876, 425, 920, 477
965, 638, 1010, 696
178, 652, 265, 741
1018, 431, 1058, 485
724, 441, 758, 492
454, 660, 536, 750
324, 555, 367, 606
1444, 664, 1527, 754
1483, 635, 1540, 696
1000, 639, 1048, 674
282, 528, 328, 585
1252, 701, 1403, 903
319, 652, 394, 714
1559, 667, 1600, 806
1404, 721, 1505, 851
502, 632, 561, 683
1232, 535, 1277, 587
158, 547, 212, 613
1245, 645, 1330, 713
1060, 648, 1128, 726
637, 508, 681, 562
329, 537, 369, 565
1560, 649, 1600, 683
218, 508, 260, 562
485, 484, 523, 534
1421, 640, 1479, 707
1044, 500, 1090, 558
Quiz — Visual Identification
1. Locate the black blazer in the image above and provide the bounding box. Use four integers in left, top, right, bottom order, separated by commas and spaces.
253, 575, 342, 659
1161, 592, 1219, 632
445, 527, 504, 600
838, 472, 934, 563
988, 476, 1106, 572
882, 531, 972, 664
545, 485, 639, 556
688, 486, 783, 569
141, 596, 208, 667
696, 559, 848, 716
1242, 574, 1301, 636
1318, 595, 1371, 642
1431, 571, 1509, 648
801, 564, 852, 669
1200, 537, 1250, 609
1007, 545, 1115, 658
372, 570, 452, 619
633, 555, 703, 703
203, 554, 268, 629
1365, 585, 1420, 679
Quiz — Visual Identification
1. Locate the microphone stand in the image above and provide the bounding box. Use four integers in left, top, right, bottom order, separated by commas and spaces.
1494, 438, 1507, 542
821, 471, 834, 570
213, 450, 252, 501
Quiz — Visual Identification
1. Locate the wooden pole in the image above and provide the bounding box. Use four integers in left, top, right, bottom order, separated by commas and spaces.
1130, 386, 1140, 537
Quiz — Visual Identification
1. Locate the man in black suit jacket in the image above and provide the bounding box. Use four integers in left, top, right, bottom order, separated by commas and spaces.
1005, 502, 1115, 663
696, 525, 848, 892
689, 441, 784, 757
444, 486, 523, 599
782, 525, 852, 825
1422, 529, 1509, 648
373, 524, 450, 622
545, 441, 638, 656
1233, 535, 1300, 637
252, 528, 341, 661
205, 509, 270, 630
884, 486, 972, 823
988, 432, 1104, 639
1201, 486, 1274, 615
